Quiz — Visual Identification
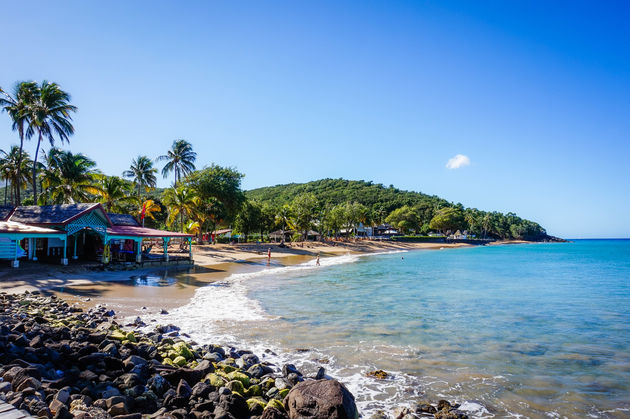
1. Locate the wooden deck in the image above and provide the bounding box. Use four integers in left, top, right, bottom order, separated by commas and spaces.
0, 401, 32, 419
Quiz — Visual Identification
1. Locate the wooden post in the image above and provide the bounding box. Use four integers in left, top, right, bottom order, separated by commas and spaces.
73, 236, 78, 259
61, 237, 68, 265
12, 239, 19, 268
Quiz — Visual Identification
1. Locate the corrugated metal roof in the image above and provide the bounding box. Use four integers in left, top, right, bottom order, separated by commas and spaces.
0, 206, 14, 221
108, 213, 140, 226
8, 203, 109, 225
108, 225, 192, 238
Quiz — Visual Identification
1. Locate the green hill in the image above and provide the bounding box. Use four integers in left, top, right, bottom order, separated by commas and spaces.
246, 178, 550, 241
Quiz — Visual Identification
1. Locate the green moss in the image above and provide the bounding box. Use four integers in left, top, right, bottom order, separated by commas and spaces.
173, 341, 193, 360
205, 373, 226, 387
227, 371, 250, 387
172, 356, 187, 367
245, 384, 262, 397
278, 388, 290, 399
226, 380, 245, 395
265, 399, 285, 411
246, 397, 267, 411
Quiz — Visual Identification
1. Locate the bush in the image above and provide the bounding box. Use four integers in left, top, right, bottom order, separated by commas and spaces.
391, 235, 445, 242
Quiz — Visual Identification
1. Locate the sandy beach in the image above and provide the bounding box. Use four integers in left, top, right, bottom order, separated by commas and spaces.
0, 240, 473, 316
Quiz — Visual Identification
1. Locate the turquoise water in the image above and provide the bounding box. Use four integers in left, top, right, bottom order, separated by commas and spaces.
239, 241, 630, 417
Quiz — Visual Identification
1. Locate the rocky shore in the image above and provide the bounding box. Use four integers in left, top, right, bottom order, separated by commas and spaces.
0, 292, 468, 419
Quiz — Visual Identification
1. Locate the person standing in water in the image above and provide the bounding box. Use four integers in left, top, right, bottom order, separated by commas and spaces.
267, 248, 271, 264
316, 253, 320, 266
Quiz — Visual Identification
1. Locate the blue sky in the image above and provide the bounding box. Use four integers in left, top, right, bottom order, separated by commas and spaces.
1, 1, 629, 238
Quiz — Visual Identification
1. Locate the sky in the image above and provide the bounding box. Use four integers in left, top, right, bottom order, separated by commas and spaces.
1, 1, 629, 238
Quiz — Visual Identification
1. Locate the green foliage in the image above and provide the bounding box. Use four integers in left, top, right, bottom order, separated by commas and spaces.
386, 205, 420, 234
290, 193, 318, 239
429, 207, 466, 234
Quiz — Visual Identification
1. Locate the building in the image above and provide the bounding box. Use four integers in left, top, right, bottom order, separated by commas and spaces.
0, 203, 192, 268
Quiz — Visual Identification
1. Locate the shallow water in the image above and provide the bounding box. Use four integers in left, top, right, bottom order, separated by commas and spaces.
149, 241, 630, 418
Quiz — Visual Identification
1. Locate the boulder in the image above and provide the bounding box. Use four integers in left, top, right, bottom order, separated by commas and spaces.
286, 379, 358, 419
261, 407, 289, 419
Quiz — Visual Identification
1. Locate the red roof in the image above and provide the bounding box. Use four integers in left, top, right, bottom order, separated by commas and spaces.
107, 225, 192, 238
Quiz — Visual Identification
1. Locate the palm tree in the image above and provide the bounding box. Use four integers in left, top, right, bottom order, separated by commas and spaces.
157, 139, 197, 186
0, 146, 32, 205
137, 199, 162, 226
123, 155, 157, 198
26, 81, 77, 203
162, 185, 199, 232
93, 175, 134, 212
0, 81, 38, 205
39, 149, 100, 204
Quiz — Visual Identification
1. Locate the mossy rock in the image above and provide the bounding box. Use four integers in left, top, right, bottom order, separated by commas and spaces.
172, 356, 187, 367
246, 397, 267, 412
162, 358, 175, 367
265, 399, 285, 412
245, 384, 262, 397
278, 388, 289, 399
188, 360, 199, 369
227, 371, 250, 387
261, 377, 275, 391
167, 350, 179, 359
161, 337, 175, 345
173, 341, 193, 359
205, 373, 226, 387
226, 380, 245, 396
110, 330, 127, 341
220, 364, 237, 373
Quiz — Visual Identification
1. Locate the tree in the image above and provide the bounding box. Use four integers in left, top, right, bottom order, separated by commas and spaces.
162, 185, 199, 232
93, 175, 134, 212
123, 155, 157, 198
291, 193, 318, 240
39, 149, 100, 204
157, 139, 197, 186
429, 207, 467, 235
26, 81, 77, 203
0, 81, 38, 205
275, 204, 293, 242
386, 205, 420, 234
0, 146, 32, 205
235, 200, 263, 242
186, 165, 245, 226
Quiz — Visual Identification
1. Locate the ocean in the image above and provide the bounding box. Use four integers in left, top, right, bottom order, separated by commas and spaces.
155, 240, 630, 418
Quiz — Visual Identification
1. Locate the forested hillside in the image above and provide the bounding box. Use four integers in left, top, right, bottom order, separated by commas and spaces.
246, 179, 550, 241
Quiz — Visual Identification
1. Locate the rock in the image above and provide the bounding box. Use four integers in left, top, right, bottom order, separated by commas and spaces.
415, 402, 437, 414
215, 393, 249, 419
261, 407, 289, 419
314, 367, 326, 380
437, 400, 451, 411
114, 373, 142, 389
434, 410, 468, 419
191, 382, 213, 399
147, 374, 170, 397
247, 364, 274, 379
0, 381, 12, 393
55, 388, 71, 404
367, 370, 389, 379
123, 355, 147, 370
282, 364, 302, 377
392, 406, 413, 418
108, 402, 128, 416
286, 379, 358, 419
286, 373, 303, 386
49, 399, 66, 415
112, 414, 142, 419
368, 410, 388, 419
16, 377, 42, 392
176, 379, 192, 398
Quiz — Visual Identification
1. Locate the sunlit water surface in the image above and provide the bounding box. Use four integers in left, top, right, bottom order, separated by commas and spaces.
148, 240, 630, 418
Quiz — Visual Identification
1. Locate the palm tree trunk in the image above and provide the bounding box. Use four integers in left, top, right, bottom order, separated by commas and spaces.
32, 131, 43, 204
16, 132, 24, 205
4, 179, 7, 206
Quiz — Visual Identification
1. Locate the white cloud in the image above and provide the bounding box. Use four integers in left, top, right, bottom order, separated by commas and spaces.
446, 154, 471, 169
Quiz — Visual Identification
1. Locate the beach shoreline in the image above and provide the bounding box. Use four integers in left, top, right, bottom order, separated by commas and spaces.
0, 239, 478, 296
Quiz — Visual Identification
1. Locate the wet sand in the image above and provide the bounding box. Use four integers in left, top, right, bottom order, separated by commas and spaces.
0, 240, 477, 317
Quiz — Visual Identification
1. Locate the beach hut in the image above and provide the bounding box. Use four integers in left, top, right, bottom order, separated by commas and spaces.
0, 203, 193, 268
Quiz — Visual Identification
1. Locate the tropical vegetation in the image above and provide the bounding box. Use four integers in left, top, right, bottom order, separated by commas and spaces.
1, 79, 550, 243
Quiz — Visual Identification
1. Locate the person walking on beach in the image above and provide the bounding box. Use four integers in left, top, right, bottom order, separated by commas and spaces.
316, 253, 320, 266
267, 248, 271, 264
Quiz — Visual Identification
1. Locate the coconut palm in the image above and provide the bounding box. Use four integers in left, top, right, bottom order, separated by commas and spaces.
123, 155, 157, 198
26, 81, 77, 202
137, 199, 162, 226
39, 149, 100, 204
0, 146, 32, 205
93, 175, 134, 212
162, 185, 199, 232
157, 139, 197, 186
0, 81, 38, 205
